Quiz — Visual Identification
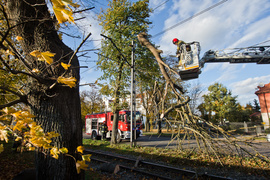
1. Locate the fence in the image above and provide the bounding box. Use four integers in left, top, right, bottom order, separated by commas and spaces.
228, 122, 266, 135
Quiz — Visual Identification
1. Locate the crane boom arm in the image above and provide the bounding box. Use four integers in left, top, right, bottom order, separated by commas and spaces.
177, 43, 270, 81
201, 46, 270, 64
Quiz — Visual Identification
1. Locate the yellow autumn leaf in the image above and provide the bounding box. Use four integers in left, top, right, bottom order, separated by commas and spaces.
21, 111, 36, 118
0, 144, 4, 154
11, 111, 22, 119
51, 0, 80, 8
28, 122, 37, 129
13, 121, 25, 131
40, 51, 55, 64
57, 76, 77, 88
29, 125, 44, 137
50, 147, 60, 159
28, 146, 35, 151
41, 142, 53, 149
59, 147, 68, 154
50, 0, 80, 24
53, 6, 74, 24
61, 0, 80, 8
0, 128, 8, 143
61, 62, 71, 70
76, 146, 84, 154
15, 137, 22, 141
6, 49, 14, 55
32, 69, 41, 73
47, 131, 60, 138
2, 107, 16, 115
30, 50, 55, 64
82, 154, 91, 162
76, 160, 88, 174
16, 36, 23, 41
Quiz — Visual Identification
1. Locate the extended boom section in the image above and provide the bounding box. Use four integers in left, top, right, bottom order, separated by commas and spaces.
178, 45, 270, 80
202, 46, 270, 64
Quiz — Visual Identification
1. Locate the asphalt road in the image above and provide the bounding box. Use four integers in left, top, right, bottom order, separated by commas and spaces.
83, 133, 270, 157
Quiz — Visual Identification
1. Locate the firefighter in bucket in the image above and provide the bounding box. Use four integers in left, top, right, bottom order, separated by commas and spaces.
172, 38, 192, 66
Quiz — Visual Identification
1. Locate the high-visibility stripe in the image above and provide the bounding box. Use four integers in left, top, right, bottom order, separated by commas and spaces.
184, 65, 199, 70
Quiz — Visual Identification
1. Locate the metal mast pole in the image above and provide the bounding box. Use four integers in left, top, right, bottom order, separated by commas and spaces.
133, 41, 137, 146
130, 40, 135, 147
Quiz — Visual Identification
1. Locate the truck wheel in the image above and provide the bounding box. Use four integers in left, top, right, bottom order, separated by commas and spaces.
116, 131, 121, 143
91, 131, 97, 140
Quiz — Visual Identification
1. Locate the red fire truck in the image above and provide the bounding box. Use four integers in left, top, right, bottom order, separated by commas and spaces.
85, 110, 143, 142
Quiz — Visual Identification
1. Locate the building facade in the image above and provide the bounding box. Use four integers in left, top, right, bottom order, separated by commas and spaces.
255, 83, 270, 130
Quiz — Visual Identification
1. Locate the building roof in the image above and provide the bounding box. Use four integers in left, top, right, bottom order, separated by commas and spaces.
249, 111, 261, 118
255, 83, 270, 95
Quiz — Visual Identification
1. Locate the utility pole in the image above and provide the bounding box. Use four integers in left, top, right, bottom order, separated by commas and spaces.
130, 40, 136, 147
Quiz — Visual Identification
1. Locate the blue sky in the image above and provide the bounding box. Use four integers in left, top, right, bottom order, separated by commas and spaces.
66, 0, 270, 106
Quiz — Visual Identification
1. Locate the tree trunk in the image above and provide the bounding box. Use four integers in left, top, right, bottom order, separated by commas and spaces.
145, 114, 150, 132
208, 110, 212, 122
111, 110, 119, 144
157, 120, 162, 134
32, 87, 82, 180
111, 60, 124, 144
6, 0, 83, 179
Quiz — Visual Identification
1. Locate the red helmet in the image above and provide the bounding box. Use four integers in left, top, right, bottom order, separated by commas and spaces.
172, 38, 179, 44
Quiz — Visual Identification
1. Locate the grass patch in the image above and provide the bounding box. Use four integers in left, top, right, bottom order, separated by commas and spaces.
83, 138, 270, 178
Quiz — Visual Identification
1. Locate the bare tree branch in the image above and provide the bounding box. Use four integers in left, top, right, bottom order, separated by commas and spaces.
49, 32, 92, 89
0, 98, 26, 109
0, 85, 28, 108
137, 32, 270, 165
0, 56, 41, 81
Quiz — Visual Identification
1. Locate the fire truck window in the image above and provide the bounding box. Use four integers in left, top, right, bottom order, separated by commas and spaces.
119, 114, 125, 122
111, 115, 113, 121
92, 118, 97, 130
126, 114, 130, 122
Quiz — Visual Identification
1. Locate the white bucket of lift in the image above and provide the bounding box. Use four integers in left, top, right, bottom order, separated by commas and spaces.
267, 134, 270, 142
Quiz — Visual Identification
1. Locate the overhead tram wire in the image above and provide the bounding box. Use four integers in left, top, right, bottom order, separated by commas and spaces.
218, 39, 270, 55
100, 34, 132, 67
81, 65, 99, 74
152, 0, 228, 38
253, 39, 270, 46
152, 0, 170, 12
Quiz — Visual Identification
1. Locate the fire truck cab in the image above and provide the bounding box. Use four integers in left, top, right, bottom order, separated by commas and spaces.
85, 110, 143, 142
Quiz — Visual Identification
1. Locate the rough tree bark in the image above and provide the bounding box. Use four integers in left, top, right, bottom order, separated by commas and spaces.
5, 0, 83, 179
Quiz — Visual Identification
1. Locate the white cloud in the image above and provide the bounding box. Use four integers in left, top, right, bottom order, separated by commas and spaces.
230, 75, 270, 104
158, 0, 270, 55
230, 16, 270, 48
74, 11, 102, 48
215, 64, 239, 82
202, 62, 222, 73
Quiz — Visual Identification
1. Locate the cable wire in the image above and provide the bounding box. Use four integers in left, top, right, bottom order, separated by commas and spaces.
152, 0, 228, 38
152, 0, 170, 12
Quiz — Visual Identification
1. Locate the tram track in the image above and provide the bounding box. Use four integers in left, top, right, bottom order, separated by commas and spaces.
84, 149, 232, 180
